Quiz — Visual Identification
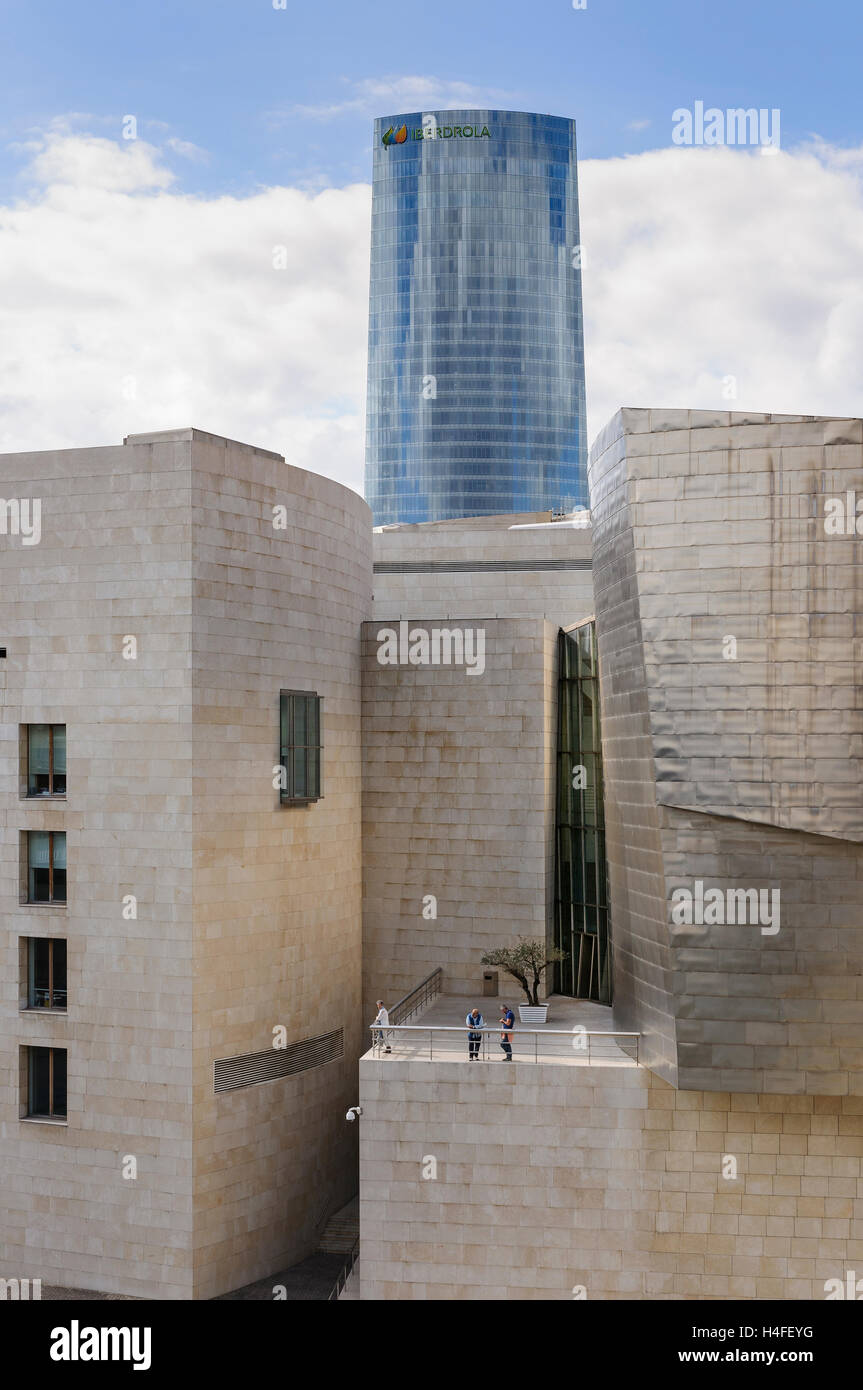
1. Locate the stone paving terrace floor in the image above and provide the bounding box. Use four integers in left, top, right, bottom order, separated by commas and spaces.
363, 994, 639, 1067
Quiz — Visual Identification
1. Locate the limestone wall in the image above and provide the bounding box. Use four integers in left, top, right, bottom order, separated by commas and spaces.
361, 617, 557, 1019
0, 437, 196, 1297
187, 432, 371, 1298
0, 429, 371, 1299
372, 512, 593, 626
359, 1056, 863, 1300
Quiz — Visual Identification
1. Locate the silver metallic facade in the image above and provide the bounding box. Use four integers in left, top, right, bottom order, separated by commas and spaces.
589, 408, 863, 1092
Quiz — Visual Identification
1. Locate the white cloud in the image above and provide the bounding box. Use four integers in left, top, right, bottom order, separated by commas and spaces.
164, 135, 209, 162
578, 143, 863, 432
0, 131, 371, 494
24, 133, 175, 192
286, 74, 519, 121
2, 130, 863, 505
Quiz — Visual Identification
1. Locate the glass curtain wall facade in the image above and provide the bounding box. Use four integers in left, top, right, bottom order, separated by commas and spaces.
554, 622, 611, 1004
365, 110, 587, 524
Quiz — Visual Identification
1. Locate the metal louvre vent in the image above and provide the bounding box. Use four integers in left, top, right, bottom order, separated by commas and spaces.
373, 559, 591, 574
214, 1028, 344, 1094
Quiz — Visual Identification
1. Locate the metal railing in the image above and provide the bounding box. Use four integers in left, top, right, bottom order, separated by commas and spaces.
388, 968, 442, 1026
369, 1023, 640, 1065
313, 1194, 335, 1236
29, 989, 67, 1009
327, 1237, 359, 1302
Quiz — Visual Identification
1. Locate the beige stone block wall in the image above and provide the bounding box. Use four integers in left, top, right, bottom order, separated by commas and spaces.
361, 618, 557, 1020
372, 511, 593, 627
188, 433, 371, 1298
359, 1057, 863, 1300
0, 438, 196, 1298
365, 513, 594, 1021
0, 429, 371, 1299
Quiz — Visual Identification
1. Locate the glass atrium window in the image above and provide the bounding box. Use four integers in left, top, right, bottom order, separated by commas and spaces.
554, 622, 611, 1004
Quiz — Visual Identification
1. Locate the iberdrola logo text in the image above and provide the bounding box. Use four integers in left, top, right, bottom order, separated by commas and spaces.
382, 122, 491, 146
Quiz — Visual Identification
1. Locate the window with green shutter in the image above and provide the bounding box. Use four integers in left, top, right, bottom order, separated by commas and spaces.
279, 692, 321, 805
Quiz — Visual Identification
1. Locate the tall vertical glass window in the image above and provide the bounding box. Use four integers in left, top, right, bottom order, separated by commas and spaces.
554, 622, 611, 1004
365, 110, 587, 524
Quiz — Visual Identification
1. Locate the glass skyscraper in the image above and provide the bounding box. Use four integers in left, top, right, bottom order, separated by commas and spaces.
365, 109, 587, 525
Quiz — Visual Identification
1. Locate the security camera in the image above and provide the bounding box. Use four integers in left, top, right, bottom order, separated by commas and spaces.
345, 1105, 363, 1122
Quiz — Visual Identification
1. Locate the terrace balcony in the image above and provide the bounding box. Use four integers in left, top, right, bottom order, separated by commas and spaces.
365, 991, 639, 1067
357, 974, 654, 1300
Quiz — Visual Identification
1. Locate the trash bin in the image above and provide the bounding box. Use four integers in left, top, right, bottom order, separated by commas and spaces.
482, 970, 498, 997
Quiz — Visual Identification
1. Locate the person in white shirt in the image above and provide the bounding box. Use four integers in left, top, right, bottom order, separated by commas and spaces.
373, 1000, 391, 1053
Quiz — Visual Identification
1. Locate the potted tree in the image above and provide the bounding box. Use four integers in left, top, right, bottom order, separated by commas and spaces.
480, 938, 567, 1023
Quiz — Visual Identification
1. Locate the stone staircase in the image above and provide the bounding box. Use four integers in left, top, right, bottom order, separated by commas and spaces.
317, 1196, 359, 1255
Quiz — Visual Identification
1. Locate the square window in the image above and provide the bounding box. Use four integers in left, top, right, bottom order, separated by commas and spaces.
24, 937, 67, 1009
25, 724, 66, 797
24, 1046, 67, 1119
27, 830, 67, 904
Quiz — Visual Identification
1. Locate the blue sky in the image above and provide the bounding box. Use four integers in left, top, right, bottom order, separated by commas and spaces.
1, 1, 862, 487
1, 0, 861, 197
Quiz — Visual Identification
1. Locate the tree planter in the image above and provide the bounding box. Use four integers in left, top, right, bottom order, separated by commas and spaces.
481, 939, 567, 1029
518, 1004, 548, 1024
